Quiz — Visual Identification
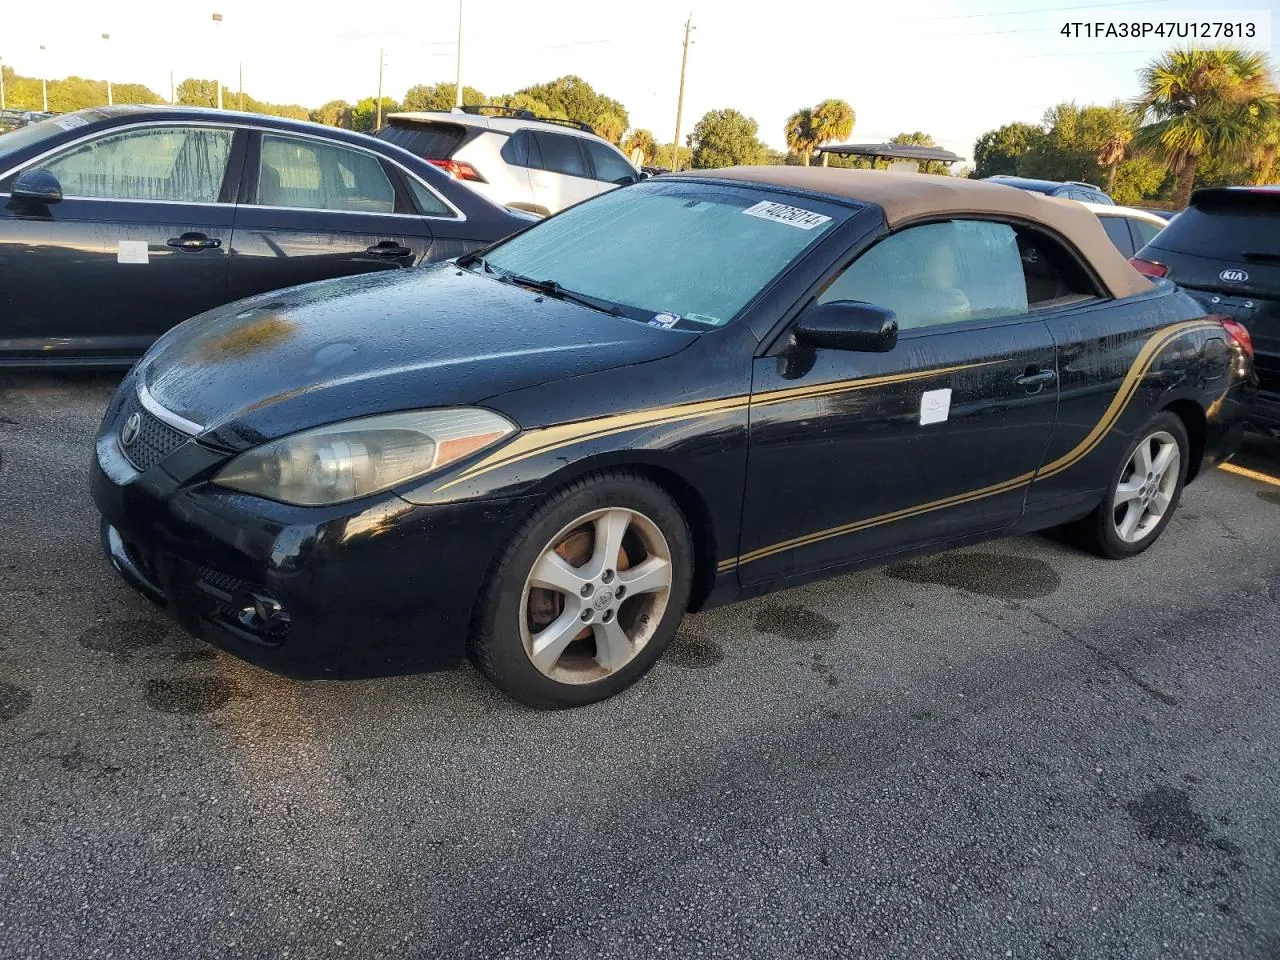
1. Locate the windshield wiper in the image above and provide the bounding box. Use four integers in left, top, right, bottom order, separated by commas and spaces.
498, 274, 624, 317
457, 251, 495, 274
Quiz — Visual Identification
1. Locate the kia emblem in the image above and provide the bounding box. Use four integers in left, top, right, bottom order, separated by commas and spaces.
120, 412, 142, 447
1219, 268, 1248, 283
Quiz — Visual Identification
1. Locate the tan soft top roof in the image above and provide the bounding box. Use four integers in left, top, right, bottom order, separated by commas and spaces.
678, 166, 1151, 299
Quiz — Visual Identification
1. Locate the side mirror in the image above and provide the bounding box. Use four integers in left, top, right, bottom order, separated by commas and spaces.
794, 300, 898, 353
11, 169, 62, 205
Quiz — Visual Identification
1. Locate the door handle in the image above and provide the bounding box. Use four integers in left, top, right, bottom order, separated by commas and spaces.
166, 232, 222, 251
1014, 368, 1057, 387
365, 241, 412, 258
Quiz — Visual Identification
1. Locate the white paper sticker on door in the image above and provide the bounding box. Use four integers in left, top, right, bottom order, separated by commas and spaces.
117, 240, 149, 264
920, 388, 952, 425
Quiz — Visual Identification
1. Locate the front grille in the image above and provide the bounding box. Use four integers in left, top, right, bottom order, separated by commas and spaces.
118, 391, 190, 472
197, 566, 248, 598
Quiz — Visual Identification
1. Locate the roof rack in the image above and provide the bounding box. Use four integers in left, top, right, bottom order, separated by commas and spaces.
461, 104, 596, 135
1065, 180, 1102, 190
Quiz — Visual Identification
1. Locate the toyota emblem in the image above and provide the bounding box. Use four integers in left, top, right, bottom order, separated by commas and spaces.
1219, 268, 1248, 283
120, 412, 142, 448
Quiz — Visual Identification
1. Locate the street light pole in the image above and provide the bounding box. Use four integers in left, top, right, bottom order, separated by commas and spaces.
1, 57, 6, 112
102, 34, 112, 106
376, 48, 384, 130
454, 0, 463, 109
39, 44, 48, 113
212, 12, 223, 110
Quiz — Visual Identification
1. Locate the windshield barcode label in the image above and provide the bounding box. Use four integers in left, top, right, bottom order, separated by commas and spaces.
742, 201, 832, 230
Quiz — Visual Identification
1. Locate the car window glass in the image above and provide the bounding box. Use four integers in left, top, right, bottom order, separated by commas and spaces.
819, 220, 1029, 329
1129, 217, 1163, 249
582, 140, 635, 184
501, 131, 530, 168
483, 181, 846, 327
1014, 226, 1100, 307
257, 134, 395, 213
1099, 216, 1135, 256
404, 175, 454, 217
35, 126, 233, 202
534, 132, 588, 178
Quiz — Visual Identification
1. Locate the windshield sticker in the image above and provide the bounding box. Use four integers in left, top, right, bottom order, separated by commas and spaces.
742, 201, 832, 230
54, 115, 90, 131
649, 313, 680, 329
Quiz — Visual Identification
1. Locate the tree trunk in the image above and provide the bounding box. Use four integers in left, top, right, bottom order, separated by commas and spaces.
1173, 155, 1198, 209
820, 150, 830, 167
801, 149, 810, 167
1106, 161, 1118, 195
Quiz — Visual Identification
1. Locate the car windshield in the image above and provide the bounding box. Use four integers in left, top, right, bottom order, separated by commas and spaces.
478, 180, 849, 328
0, 115, 81, 164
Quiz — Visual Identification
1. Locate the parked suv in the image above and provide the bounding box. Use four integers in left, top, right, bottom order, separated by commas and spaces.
1080, 201, 1167, 257
377, 106, 642, 216
1132, 186, 1279, 434
984, 175, 1114, 205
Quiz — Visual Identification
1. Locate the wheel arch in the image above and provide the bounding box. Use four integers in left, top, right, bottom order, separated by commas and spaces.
530, 454, 722, 612
1162, 398, 1206, 483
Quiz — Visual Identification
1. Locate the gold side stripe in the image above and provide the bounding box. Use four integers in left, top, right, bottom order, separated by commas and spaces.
436, 360, 985, 493
719, 319, 1223, 573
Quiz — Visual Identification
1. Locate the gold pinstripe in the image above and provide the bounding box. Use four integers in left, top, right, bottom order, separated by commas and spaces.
718, 319, 1223, 572
435, 361, 986, 493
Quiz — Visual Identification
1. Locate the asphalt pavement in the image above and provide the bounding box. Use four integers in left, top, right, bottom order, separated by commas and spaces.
1, 372, 1278, 960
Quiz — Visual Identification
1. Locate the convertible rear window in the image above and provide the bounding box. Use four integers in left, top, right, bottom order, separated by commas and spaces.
480, 181, 849, 328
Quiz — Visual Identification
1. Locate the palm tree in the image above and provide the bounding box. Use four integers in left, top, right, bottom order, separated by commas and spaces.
1095, 130, 1132, 195
1131, 48, 1279, 208
784, 108, 819, 166
622, 129, 659, 166
1251, 116, 1280, 184
812, 99, 855, 167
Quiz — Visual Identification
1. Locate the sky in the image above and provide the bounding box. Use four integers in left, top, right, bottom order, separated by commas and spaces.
3, 0, 1276, 165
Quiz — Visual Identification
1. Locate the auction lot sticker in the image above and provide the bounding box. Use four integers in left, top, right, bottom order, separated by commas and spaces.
743, 201, 832, 230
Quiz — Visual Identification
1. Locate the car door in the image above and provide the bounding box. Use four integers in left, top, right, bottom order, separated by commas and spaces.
228, 131, 434, 300
528, 131, 603, 213
0, 122, 242, 362
736, 218, 1061, 584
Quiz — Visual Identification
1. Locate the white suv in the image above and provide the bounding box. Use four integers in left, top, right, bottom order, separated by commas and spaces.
377, 107, 642, 217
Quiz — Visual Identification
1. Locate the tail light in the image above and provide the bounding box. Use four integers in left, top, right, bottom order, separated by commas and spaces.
427, 158, 486, 183
1214, 315, 1254, 358
1129, 256, 1168, 279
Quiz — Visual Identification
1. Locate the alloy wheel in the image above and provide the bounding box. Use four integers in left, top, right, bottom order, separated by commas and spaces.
1112, 430, 1180, 544
519, 507, 674, 684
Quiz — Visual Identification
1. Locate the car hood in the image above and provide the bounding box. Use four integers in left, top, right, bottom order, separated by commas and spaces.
140, 264, 693, 449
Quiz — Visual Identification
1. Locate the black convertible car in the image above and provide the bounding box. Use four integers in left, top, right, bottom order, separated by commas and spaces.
0, 106, 533, 366
92, 168, 1255, 707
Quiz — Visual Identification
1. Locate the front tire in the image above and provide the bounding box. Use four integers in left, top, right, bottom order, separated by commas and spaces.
1078, 410, 1189, 558
471, 471, 694, 708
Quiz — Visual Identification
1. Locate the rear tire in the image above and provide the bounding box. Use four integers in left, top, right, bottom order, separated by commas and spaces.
1077, 410, 1189, 558
470, 471, 694, 708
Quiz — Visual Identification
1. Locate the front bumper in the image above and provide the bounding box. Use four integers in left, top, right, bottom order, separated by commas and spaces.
91, 425, 534, 680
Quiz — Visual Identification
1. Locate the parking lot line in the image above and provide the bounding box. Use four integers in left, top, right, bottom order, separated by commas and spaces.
1219, 462, 1280, 487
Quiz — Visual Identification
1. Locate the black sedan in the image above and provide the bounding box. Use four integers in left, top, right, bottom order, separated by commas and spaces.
0, 106, 534, 367
92, 168, 1255, 708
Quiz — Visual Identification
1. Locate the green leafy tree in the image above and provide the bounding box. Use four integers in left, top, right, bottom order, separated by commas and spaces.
811, 98, 855, 166
973, 122, 1043, 178
1131, 48, 1280, 208
351, 96, 400, 132
689, 108, 767, 169
890, 131, 953, 174
1250, 116, 1280, 184
112, 83, 164, 106
311, 100, 354, 128
175, 77, 219, 108
784, 107, 819, 166
402, 82, 486, 112
621, 128, 659, 165
510, 75, 628, 141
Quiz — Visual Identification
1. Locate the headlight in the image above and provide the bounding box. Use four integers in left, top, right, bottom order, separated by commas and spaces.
212, 408, 515, 506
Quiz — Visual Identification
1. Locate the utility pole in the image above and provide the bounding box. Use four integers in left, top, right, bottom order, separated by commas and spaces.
454, 0, 463, 108
1, 57, 6, 112
671, 15, 694, 171
169, 69, 174, 105
212, 12, 223, 109
376, 48, 385, 130
238, 62, 243, 111
102, 34, 112, 105
39, 45, 47, 113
